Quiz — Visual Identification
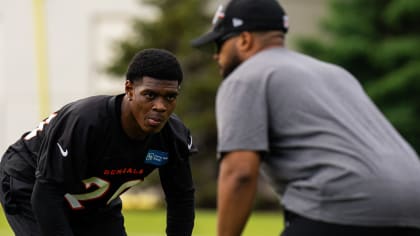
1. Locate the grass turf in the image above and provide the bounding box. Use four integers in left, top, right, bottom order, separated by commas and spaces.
1, 208, 284, 235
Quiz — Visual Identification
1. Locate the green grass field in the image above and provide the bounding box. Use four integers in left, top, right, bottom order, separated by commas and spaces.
1, 208, 283, 235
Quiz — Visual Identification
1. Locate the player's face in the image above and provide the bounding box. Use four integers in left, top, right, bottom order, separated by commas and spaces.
127, 76, 179, 137
213, 34, 242, 78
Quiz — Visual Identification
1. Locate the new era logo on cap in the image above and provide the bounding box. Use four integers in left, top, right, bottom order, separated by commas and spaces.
232, 18, 243, 27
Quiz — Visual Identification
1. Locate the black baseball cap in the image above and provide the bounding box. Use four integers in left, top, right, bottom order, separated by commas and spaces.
191, 0, 288, 48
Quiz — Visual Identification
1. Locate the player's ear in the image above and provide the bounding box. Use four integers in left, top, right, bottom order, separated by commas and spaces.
237, 31, 253, 52
125, 80, 134, 99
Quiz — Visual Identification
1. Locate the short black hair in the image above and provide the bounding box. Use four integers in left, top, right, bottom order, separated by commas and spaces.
126, 48, 183, 84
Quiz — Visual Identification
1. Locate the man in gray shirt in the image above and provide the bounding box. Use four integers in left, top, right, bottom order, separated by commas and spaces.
192, 0, 420, 235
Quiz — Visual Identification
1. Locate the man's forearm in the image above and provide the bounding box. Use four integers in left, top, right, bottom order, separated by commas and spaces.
160, 159, 195, 236
32, 181, 73, 236
166, 193, 195, 236
217, 151, 260, 236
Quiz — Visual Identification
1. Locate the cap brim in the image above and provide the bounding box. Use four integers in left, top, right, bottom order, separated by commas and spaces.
191, 31, 222, 48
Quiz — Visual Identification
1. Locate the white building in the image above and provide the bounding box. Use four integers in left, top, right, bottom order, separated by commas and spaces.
0, 0, 158, 152
0, 0, 325, 153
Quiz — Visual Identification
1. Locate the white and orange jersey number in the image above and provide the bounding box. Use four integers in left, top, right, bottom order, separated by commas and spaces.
64, 177, 143, 210
24, 112, 58, 140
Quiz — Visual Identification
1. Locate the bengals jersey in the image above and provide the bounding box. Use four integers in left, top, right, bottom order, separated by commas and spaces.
1, 94, 196, 235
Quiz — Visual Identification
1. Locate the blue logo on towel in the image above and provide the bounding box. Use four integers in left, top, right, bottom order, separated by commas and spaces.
145, 150, 169, 166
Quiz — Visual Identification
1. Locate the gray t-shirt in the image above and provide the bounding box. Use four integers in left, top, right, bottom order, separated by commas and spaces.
216, 47, 420, 228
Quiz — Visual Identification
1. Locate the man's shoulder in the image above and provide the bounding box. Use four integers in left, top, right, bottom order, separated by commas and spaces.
163, 114, 197, 155
64, 95, 112, 112
166, 114, 189, 136
50, 95, 117, 135
60, 95, 113, 118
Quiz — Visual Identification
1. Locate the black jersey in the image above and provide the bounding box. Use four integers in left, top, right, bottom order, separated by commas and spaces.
1, 94, 196, 234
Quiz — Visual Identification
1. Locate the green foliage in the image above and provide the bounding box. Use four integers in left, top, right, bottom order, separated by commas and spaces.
296, 0, 420, 153
105, 0, 220, 207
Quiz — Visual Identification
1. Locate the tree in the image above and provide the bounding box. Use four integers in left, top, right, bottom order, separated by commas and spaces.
106, 0, 220, 208
296, 0, 420, 153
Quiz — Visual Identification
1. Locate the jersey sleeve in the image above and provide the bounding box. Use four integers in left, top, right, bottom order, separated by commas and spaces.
32, 181, 74, 236
166, 114, 198, 158
30, 107, 94, 236
35, 108, 91, 187
158, 115, 196, 235
216, 77, 269, 155
159, 155, 195, 236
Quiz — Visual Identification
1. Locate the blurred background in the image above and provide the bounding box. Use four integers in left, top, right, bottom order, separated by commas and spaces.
0, 0, 419, 221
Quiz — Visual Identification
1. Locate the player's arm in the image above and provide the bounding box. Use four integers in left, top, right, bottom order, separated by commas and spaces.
159, 155, 195, 236
31, 109, 90, 236
217, 150, 261, 236
32, 180, 73, 236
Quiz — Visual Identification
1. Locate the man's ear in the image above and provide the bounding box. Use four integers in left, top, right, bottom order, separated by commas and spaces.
236, 31, 254, 53
125, 80, 134, 99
